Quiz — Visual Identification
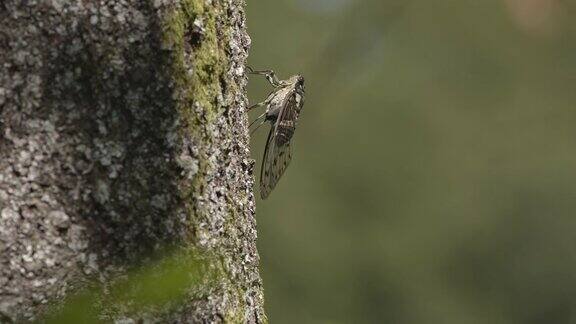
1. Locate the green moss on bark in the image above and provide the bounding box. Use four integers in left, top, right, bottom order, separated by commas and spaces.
163, 0, 227, 125
160, 2, 252, 321
162, 0, 231, 211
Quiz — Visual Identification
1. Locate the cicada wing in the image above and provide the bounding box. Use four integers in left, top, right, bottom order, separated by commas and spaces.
259, 125, 292, 199
259, 86, 300, 199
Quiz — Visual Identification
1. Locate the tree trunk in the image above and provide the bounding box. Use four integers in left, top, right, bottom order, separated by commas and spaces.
0, 0, 264, 322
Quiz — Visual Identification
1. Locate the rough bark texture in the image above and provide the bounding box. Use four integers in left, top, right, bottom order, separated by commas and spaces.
0, 0, 264, 322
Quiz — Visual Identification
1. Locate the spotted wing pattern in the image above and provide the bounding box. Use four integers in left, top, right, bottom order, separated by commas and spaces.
259, 90, 298, 198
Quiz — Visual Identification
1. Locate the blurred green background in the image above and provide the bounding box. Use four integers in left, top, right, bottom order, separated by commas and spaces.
247, 0, 576, 323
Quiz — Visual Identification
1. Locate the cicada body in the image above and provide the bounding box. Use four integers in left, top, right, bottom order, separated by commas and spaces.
248, 69, 305, 199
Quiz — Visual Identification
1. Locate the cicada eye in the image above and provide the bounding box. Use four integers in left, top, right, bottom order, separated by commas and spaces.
297, 76, 305, 91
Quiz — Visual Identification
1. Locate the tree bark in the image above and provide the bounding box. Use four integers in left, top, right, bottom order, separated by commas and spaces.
0, 0, 264, 322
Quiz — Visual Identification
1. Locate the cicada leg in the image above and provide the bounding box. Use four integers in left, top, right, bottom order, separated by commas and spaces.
247, 66, 281, 87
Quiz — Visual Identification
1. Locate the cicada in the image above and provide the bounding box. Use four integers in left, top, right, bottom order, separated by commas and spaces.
247, 67, 305, 199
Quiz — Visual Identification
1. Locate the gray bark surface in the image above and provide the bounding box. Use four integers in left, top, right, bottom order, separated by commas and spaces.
0, 0, 264, 322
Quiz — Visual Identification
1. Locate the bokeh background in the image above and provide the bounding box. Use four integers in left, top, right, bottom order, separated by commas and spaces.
246, 0, 576, 323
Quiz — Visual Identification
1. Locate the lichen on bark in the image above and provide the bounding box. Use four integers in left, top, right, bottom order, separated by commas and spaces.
0, 0, 264, 322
